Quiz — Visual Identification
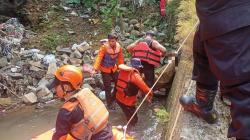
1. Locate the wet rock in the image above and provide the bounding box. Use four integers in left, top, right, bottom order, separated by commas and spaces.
69, 58, 82, 65
0, 57, 8, 68
22, 92, 38, 104
131, 30, 140, 37
8, 73, 23, 79
129, 19, 139, 25
73, 50, 82, 59
0, 97, 12, 106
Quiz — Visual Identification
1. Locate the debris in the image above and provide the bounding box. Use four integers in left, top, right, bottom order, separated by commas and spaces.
129, 19, 139, 25
22, 92, 38, 104
69, 58, 82, 65
42, 54, 56, 66
68, 30, 75, 35
72, 41, 90, 53
57, 47, 71, 54
10, 67, 18, 73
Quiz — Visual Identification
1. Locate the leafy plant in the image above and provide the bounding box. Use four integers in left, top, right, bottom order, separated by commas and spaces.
155, 107, 170, 123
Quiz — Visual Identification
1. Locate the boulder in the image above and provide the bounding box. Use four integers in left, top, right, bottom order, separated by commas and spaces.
36, 86, 52, 99
73, 50, 82, 59
22, 92, 38, 104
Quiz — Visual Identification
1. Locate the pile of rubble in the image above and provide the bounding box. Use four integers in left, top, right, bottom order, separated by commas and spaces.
0, 18, 102, 111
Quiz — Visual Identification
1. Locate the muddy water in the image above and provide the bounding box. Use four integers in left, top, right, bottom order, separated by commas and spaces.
0, 98, 166, 140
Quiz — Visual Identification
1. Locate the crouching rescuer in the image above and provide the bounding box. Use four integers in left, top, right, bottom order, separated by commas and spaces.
114, 58, 153, 128
51, 65, 113, 140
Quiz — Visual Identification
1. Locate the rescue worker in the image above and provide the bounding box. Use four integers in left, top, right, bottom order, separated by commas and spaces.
126, 31, 166, 88
114, 58, 153, 127
179, 1, 250, 139
51, 65, 113, 140
93, 33, 124, 110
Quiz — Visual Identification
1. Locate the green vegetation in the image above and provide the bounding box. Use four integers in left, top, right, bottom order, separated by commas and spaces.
156, 107, 170, 123
41, 33, 70, 50
175, 0, 197, 41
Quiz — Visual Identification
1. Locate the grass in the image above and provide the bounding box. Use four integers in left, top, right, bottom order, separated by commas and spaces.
41, 33, 70, 50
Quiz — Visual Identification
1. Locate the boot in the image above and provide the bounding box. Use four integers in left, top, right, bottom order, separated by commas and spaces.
179, 86, 218, 124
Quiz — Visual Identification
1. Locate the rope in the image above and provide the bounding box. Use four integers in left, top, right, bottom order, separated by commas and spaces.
168, 80, 194, 140
122, 20, 199, 139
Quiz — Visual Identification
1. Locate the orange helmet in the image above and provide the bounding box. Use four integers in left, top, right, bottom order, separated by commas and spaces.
54, 65, 83, 90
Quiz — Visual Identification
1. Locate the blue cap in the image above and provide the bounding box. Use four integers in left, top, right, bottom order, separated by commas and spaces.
131, 58, 143, 68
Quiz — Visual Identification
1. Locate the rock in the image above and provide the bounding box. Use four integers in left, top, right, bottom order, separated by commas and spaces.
129, 19, 139, 25
8, 73, 23, 79
61, 6, 71, 11
134, 23, 141, 31
57, 48, 71, 54
0, 97, 12, 106
37, 78, 49, 88
124, 33, 130, 38
22, 92, 38, 104
0, 57, 8, 68
131, 30, 140, 37
83, 55, 91, 63
70, 11, 78, 16
42, 54, 56, 66
128, 24, 134, 32
72, 42, 91, 53
10, 67, 18, 73
82, 84, 94, 91
155, 62, 175, 89
123, 22, 129, 32
122, 39, 134, 46
68, 30, 75, 35
30, 65, 42, 72
32, 53, 44, 61
29, 61, 44, 69
63, 18, 70, 22
60, 53, 69, 59
36, 86, 52, 99
80, 14, 90, 19
69, 58, 82, 65
99, 91, 106, 100
73, 50, 82, 59
46, 62, 57, 79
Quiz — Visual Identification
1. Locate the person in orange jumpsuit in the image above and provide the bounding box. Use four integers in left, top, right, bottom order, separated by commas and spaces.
114, 58, 153, 127
93, 33, 124, 110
